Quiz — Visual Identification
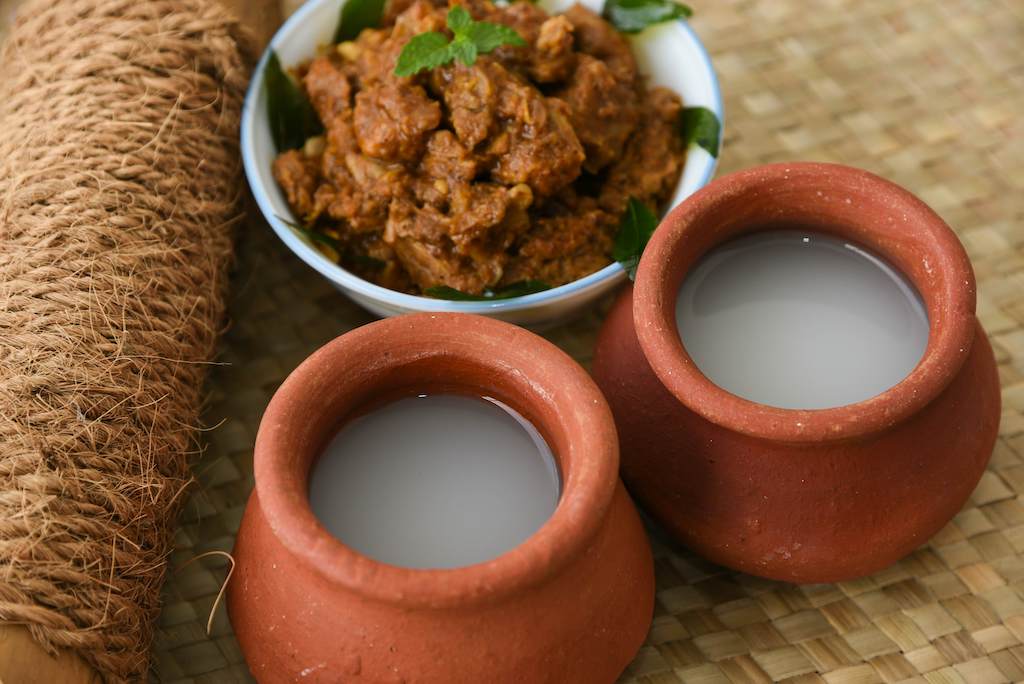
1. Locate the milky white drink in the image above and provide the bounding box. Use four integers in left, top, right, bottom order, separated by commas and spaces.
308, 394, 560, 569
675, 230, 929, 410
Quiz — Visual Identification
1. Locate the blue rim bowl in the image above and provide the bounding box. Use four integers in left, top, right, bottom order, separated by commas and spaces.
241, 0, 722, 323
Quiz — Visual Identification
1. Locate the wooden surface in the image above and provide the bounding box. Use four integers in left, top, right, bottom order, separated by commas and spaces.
0, 627, 103, 684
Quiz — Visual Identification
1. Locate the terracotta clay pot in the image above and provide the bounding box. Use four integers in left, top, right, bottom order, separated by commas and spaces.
592, 162, 1000, 584
229, 313, 653, 683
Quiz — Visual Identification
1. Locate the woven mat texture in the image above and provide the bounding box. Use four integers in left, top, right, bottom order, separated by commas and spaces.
4, 0, 1024, 681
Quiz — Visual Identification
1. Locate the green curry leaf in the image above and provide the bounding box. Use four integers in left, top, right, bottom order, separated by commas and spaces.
394, 6, 525, 77
277, 216, 386, 269
265, 51, 324, 152
334, 0, 387, 43
277, 216, 339, 249
612, 198, 659, 280
348, 253, 387, 269
603, 0, 692, 33
679, 106, 721, 158
424, 280, 551, 300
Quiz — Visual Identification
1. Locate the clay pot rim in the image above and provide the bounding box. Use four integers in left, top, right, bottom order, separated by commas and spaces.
253, 313, 619, 608
634, 162, 977, 443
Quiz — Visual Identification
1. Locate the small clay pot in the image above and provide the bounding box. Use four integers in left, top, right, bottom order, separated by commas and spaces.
228, 313, 653, 683
592, 162, 1000, 584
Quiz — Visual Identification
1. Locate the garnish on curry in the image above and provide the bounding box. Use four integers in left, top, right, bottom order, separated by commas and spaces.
272, 0, 697, 296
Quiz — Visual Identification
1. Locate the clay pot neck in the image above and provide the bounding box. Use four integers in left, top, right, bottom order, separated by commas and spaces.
634, 162, 977, 443
252, 313, 619, 608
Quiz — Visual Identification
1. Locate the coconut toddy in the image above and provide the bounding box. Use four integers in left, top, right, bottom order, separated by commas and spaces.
309, 394, 560, 569
675, 230, 929, 410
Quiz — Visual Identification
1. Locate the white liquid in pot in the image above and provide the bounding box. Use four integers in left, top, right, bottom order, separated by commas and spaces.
308, 394, 560, 569
675, 230, 929, 410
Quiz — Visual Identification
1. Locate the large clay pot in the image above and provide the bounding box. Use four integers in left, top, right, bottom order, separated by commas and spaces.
229, 313, 654, 683
592, 162, 1000, 584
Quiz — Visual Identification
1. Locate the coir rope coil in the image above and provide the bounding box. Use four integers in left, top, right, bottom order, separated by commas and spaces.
0, 0, 252, 678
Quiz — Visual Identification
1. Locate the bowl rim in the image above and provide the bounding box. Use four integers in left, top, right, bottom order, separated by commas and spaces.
240, 0, 723, 312
633, 162, 978, 444
253, 313, 621, 607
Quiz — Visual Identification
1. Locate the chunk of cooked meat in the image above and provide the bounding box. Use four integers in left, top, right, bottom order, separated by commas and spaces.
303, 56, 354, 123
563, 4, 636, 80
555, 54, 639, 173
435, 61, 498, 148
382, 0, 447, 25
481, 1, 547, 74
383, 172, 533, 290
483, 60, 585, 195
385, 198, 505, 291
502, 202, 618, 286
420, 130, 477, 183
455, 0, 504, 21
316, 114, 410, 231
273, 149, 320, 220
447, 181, 531, 262
438, 58, 585, 195
354, 82, 441, 161
456, 1, 571, 83
273, 0, 689, 295
356, 0, 445, 85
530, 16, 576, 82
493, 1, 547, 37
600, 86, 686, 217
414, 130, 478, 206
448, 182, 509, 243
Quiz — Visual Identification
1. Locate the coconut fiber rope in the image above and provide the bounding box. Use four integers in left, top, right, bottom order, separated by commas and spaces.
0, 0, 252, 678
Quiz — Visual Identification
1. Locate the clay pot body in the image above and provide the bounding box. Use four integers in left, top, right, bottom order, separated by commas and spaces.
229, 313, 653, 683
592, 163, 1000, 584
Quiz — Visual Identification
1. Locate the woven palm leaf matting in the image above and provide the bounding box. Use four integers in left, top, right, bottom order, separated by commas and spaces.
4, 0, 1024, 681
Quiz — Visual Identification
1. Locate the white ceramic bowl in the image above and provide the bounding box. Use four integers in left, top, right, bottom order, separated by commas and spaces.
242, 0, 722, 326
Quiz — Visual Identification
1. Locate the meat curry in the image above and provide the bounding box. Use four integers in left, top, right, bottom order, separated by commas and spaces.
274, 0, 688, 296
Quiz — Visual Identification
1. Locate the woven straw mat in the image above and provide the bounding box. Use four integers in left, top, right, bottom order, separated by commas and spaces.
4, 0, 1024, 682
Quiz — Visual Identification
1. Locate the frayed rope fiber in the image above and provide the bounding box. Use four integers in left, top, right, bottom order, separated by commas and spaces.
0, 0, 253, 679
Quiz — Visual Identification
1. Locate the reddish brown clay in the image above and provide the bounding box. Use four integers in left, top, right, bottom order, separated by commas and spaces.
228, 313, 654, 683
592, 163, 1001, 584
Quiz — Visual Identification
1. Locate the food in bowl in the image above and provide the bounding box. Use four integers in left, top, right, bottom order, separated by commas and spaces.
272, 0, 692, 296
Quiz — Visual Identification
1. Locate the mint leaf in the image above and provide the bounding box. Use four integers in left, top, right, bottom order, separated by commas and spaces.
612, 198, 659, 280
448, 38, 478, 66
265, 51, 324, 151
395, 8, 525, 76
465, 21, 527, 52
680, 106, 721, 158
446, 5, 473, 32
394, 31, 452, 77
334, 0, 386, 43
425, 280, 551, 300
603, 0, 692, 33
